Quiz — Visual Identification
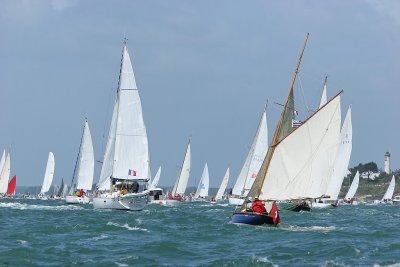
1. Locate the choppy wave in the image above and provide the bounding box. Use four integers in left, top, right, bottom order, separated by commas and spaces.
106, 221, 149, 232
0, 202, 85, 211
281, 225, 338, 232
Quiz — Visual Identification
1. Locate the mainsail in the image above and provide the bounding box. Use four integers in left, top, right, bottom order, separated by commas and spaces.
40, 152, 55, 194
382, 175, 395, 201
215, 168, 230, 201
231, 107, 268, 197
171, 141, 191, 196
98, 43, 150, 190
7, 176, 16, 195
325, 106, 352, 200
344, 171, 359, 200
194, 163, 209, 198
0, 152, 10, 194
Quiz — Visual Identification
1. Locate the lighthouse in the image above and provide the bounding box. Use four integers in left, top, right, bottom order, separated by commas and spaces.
384, 152, 391, 174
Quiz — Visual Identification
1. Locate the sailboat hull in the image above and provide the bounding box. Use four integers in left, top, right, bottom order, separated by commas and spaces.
93, 191, 149, 211
65, 195, 91, 204
231, 212, 275, 225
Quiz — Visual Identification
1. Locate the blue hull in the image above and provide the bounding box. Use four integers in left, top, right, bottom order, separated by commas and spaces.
232, 212, 275, 225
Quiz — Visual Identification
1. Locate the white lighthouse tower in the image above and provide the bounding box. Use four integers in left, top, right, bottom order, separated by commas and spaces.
384, 152, 391, 174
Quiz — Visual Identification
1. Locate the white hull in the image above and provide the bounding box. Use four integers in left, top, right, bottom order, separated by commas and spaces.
65, 195, 91, 204
93, 191, 149, 211
228, 196, 244, 206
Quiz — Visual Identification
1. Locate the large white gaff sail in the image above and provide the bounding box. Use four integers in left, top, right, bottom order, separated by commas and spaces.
344, 171, 359, 200
231, 108, 268, 197
382, 175, 396, 201
0, 152, 10, 194
75, 120, 95, 190
325, 106, 352, 200
171, 141, 191, 196
195, 163, 209, 198
215, 168, 230, 201
40, 152, 55, 194
98, 44, 150, 190
149, 166, 162, 189
259, 95, 341, 201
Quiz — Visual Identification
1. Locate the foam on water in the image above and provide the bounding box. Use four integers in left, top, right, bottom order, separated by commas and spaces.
281, 225, 337, 232
0, 202, 85, 211
107, 221, 149, 232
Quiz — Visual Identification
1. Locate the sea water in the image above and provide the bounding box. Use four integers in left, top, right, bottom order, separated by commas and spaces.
0, 199, 399, 266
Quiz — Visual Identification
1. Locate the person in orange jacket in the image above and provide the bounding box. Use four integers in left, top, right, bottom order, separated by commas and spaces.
252, 197, 267, 214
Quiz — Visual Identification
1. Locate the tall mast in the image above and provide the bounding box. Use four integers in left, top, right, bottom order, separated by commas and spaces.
254, 33, 309, 198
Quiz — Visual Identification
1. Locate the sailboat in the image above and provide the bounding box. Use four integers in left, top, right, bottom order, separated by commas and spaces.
39, 152, 55, 200
193, 163, 210, 201
212, 167, 229, 203
0, 151, 11, 196
93, 41, 150, 211
167, 140, 191, 204
228, 105, 268, 205
343, 171, 359, 204
381, 175, 395, 203
148, 166, 166, 204
56, 178, 66, 198
232, 33, 342, 225
66, 119, 94, 204
313, 82, 353, 208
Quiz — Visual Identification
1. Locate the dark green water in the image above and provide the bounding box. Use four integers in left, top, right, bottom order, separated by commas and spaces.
0, 199, 399, 266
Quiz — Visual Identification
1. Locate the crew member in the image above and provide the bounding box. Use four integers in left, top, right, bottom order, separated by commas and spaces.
252, 197, 267, 214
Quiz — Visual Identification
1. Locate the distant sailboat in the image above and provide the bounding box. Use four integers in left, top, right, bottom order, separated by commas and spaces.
7, 176, 16, 195
193, 163, 209, 200
212, 167, 229, 203
232, 33, 342, 225
228, 105, 268, 206
93, 41, 150, 211
66, 119, 94, 204
381, 175, 395, 203
148, 166, 166, 205
343, 171, 359, 204
167, 141, 191, 204
0, 151, 10, 195
39, 152, 55, 199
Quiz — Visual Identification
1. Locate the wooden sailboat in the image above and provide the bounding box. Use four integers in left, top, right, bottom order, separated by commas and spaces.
93, 40, 151, 211
65, 118, 95, 204
232, 33, 343, 225
167, 140, 191, 204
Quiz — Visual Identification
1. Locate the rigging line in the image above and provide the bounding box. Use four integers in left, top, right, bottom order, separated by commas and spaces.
297, 74, 313, 116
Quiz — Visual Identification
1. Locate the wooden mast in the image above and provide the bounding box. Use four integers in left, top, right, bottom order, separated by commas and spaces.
254, 33, 309, 198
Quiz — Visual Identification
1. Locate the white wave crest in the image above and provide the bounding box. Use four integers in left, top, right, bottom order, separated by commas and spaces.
107, 222, 148, 232
253, 255, 278, 267
283, 225, 337, 232
0, 202, 85, 211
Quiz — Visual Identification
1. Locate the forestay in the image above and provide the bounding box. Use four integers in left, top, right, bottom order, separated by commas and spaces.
215, 168, 229, 201
172, 142, 191, 196
40, 152, 55, 194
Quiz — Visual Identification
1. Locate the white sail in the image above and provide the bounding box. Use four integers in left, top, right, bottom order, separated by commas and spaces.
149, 166, 162, 189
344, 171, 359, 199
172, 142, 191, 196
76, 120, 95, 190
232, 108, 268, 197
40, 152, 55, 194
0, 152, 10, 194
382, 175, 396, 201
259, 95, 341, 201
98, 44, 150, 190
195, 163, 209, 198
0, 150, 5, 176
319, 78, 327, 108
215, 168, 229, 201
325, 106, 352, 200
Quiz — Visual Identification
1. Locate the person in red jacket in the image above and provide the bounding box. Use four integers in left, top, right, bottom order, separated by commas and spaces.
252, 197, 267, 214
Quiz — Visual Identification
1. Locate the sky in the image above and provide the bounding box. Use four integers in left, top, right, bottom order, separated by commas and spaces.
1, 0, 399, 188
